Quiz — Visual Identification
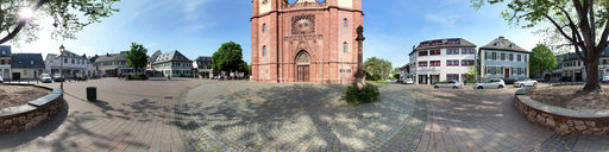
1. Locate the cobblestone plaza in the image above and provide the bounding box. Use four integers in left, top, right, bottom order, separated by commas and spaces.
1, 79, 609, 151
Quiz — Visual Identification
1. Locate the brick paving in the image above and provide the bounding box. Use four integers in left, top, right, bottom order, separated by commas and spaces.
2, 79, 609, 152
176, 81, 427, 152
0, 78, 205, 152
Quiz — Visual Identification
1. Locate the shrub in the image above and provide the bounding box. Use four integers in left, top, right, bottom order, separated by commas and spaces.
126, 73, 148, 80
343, 83, 380, 104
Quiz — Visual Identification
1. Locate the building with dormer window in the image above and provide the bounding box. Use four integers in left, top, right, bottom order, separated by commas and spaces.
151, 50, 193, 77
11, 53, 45, 80
408, 38, 477, 85
479, 36, 530, 81
45, 50, 91, 78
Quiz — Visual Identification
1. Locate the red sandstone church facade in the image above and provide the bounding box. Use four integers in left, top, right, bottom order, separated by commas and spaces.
251, 0, 364, 84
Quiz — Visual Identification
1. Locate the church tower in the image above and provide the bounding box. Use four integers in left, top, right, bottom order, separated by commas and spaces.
251, 0, 363, 84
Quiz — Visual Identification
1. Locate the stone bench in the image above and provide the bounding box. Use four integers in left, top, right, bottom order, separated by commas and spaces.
0, 85, 64, 135
514, 88, 609, 136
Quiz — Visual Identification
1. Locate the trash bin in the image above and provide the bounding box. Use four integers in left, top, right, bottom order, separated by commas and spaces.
87, 87, 97, 101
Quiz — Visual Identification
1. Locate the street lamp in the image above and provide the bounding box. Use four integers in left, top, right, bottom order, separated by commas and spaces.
59, 45, 65, 89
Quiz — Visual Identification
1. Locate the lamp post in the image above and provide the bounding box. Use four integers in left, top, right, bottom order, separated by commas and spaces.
59, 45, 65, 89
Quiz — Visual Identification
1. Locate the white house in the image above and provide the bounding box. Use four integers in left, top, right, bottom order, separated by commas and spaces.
45, 50, 91, 78
151, 50, 193, 77
193, 56, 213, 78
479, 36, 530, 81
409, 38, 477, 85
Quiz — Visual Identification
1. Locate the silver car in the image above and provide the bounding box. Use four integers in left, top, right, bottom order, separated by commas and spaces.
602, 76, 609, 83
514, 79, 537, 88
434, 80, 464, 89
475, 79, 506, 89
40, 73, 52, 83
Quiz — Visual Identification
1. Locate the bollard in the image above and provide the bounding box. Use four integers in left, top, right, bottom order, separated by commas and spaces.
87, 87, 97, 101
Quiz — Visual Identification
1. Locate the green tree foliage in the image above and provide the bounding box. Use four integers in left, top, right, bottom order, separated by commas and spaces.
212, 41, 247, 75
530, 44, 558, 77
364, 57, 392, 81
125, 42, 148, 71
471, 0, 609, 91
0, 0, 120, 44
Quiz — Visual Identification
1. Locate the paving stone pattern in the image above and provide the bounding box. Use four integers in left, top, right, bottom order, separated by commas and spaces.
176, 81, 427, 152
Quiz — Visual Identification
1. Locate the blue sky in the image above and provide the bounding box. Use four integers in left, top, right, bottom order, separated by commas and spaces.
10, 0, 542, 68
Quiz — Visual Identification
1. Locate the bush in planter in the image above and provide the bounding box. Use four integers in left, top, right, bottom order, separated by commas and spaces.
343, 83, 380, 104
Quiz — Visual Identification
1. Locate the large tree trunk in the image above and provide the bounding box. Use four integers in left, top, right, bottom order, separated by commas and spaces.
583, 49, 601, 92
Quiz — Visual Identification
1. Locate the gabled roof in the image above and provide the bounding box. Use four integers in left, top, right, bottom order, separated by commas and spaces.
480, 36, 528, 53
94, 51, 128, 63
195, 56, 212, 62
148, 50, 162, 64
11, 53, 45, 69
0, 45, 11, 57
153, 50, 191, 64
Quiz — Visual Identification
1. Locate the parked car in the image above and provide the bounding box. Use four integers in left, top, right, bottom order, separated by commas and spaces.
602, 76, 609, 83
434, 80, 463, 89
514, 79, 537, 88
474, 79, 506, 89
403, 78, 414, 84
40, 73, 52, 83
53, 74, 65, 82
0, 75, 3, 83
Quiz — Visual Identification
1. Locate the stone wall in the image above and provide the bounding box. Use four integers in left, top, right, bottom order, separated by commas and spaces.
515, 95, 609, 136
0, 85, 63, 135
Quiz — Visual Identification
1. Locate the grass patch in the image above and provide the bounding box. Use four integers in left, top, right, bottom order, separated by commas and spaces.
370, 80, 390, 85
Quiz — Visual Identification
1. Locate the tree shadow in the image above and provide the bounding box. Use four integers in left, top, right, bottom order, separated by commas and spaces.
175, 82, 427, 151
0, 99, 69, 149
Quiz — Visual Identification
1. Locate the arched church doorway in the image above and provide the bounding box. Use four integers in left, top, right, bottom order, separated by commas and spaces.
296, 51, 310, 82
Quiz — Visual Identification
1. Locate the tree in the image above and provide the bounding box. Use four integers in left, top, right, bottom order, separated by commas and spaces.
125, 42, 148, 72
212, 41, 246, 76
364, 57, 392, 81
472, 0, 609, 92
530, 44, 558, 77
0, 0, 120, 44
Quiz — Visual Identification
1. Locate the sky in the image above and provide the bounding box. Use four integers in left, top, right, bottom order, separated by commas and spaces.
7, 0, 543, 68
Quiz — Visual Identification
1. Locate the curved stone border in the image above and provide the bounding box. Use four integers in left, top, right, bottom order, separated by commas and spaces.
0, 84, 63, 135
514, 88, 609, 135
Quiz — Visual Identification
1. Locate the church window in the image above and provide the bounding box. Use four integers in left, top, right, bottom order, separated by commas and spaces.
262, 46, 267, 56
343, 18, 348, 28
262, 23, 267, 32
343, 42, 348, 53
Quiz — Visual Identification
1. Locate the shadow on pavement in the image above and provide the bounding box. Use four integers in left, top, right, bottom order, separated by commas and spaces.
0, 100, 69, 149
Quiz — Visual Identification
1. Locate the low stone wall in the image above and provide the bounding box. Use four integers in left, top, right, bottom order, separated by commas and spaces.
515, 91, 609, 136
0, 84, 63, 135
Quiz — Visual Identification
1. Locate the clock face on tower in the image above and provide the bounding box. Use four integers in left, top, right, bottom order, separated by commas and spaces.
292, 15, 315, 34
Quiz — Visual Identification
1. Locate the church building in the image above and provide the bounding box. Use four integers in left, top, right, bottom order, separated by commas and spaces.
251, 0, 364, 84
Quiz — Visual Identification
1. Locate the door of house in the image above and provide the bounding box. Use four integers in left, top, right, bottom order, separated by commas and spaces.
297, 65, 309, 82
504, 68, 510, 79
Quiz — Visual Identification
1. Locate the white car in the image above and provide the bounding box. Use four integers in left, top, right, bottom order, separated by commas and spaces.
475, 79, 506, 89
602, 76, 609, 83
0, 75, 3, 83
434, 80, 464, 89
403, 78, 414, 84
514, 79, 537, 88
40, 73, 52, 83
